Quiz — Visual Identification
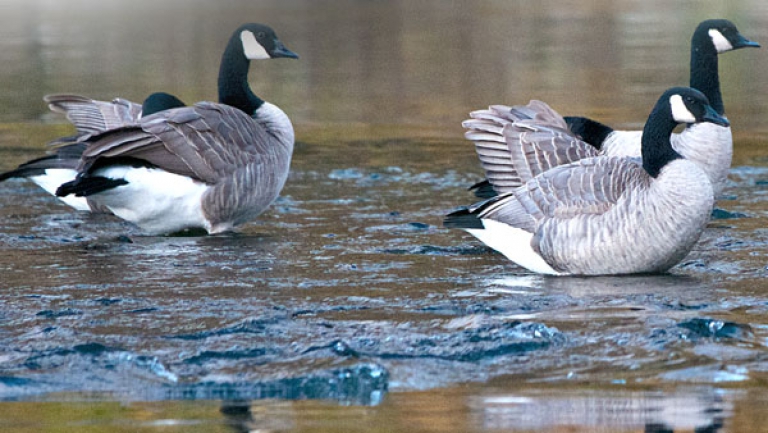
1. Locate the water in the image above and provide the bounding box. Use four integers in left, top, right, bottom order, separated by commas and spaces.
0, 0, 767, 431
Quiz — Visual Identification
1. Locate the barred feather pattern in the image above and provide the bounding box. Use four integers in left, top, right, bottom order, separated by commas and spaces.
44, 94, 142, 144
76, 101, 293, 232
476, 157, 713, 275
463, 101, 600, 194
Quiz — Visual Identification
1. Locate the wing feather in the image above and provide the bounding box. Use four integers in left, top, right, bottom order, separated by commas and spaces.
464, 101, 601, 194
44, 94, 142, 143
479, 157, 648, 229
77, 102, 280, 185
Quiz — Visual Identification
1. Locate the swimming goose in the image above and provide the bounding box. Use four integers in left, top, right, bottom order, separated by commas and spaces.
56, 23, 298, 235
0, 93, 186, 211
445, 87, 728, 276
470, 19, 759, 199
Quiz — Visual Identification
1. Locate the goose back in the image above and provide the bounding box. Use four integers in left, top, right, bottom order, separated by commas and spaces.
65, 101, 293, 234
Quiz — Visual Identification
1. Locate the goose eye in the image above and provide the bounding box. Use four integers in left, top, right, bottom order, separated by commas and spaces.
257, 31, 266, 39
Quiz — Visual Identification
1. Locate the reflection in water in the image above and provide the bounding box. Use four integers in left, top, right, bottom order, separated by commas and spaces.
482, 273, 705, 298
470, 388, 729, 432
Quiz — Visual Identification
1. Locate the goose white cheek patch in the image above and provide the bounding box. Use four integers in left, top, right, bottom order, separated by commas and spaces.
241, 30, 270, 60
670, 94, 696, 123
708, 29, 733, 53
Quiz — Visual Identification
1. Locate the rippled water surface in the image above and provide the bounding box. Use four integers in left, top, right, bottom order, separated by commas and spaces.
0, 0, 767, 431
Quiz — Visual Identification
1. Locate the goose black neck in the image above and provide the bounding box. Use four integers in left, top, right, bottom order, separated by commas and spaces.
690, 31, 723, 115
641, 100, 682, 178
218, 34, 264, 115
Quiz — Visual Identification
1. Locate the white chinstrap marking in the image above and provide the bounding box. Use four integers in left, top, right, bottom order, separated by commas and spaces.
708, 29, 733, 53
240, 30, 270, 60
669, 94, 696, 124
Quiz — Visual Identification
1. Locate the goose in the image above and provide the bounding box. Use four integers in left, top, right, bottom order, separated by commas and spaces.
55, 23, 298, 235
445, 87, 728, 276
0, 92, 186, 211
470, 19, 759, 199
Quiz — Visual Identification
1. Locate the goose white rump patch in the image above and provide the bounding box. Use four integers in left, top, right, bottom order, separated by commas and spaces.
466, 220, 562, 275
93, 166, 210, 233
30, 169, 90, 211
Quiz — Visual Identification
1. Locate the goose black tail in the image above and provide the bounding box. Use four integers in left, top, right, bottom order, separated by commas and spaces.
563, 116, 614, 149
56, 177, 128, 197
468, 180, 498, 199
0, 155, 62, 182
444, 208, 484, 229
0, 167, 38, 182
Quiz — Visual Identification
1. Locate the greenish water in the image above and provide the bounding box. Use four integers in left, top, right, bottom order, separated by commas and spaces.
0, 0, 766, 431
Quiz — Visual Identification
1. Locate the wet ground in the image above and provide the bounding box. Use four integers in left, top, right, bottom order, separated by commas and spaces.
0, 0, 767, 432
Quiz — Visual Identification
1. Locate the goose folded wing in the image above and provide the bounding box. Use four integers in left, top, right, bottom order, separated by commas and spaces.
477, 156, 647, 231
45, 94, 142, 144
79, 102, 274, 184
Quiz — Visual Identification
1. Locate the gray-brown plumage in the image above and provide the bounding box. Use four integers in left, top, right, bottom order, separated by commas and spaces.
0, 93, 183, 212
0, 96, 142, 211
445, 87, 728, 276
472, 20, 760, 199
55, 23, 299, 234
464, 102, 601, 195
45, 94, 143, 144
57, 102, 293, 233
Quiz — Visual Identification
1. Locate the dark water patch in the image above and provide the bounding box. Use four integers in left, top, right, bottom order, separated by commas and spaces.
0, 376, 36, 387
91, 298, 122, 306
22, 342, 120, 370
378, 244, 489, 256
125, 307, 159, 314
35, 308, 82, 319
677, 318, 755, 341
711, 208, 749, 220
184, 347, 274, 365
169, 317, 288, 341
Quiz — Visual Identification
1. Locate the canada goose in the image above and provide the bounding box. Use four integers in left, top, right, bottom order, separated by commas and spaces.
55, 23, 298, 235
470, 19, 759, 199
0, 93, 186, 211
445, 87, 728, 276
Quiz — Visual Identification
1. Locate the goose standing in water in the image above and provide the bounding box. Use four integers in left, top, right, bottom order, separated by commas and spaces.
55, 23, 298, 235
445, 87, 728, 276
0, 93, 186, 211
470, 19, 759, 199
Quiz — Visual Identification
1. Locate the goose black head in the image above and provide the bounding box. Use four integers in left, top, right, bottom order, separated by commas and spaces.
667, 87, 730, 127
140, 92, 186, 118
695, 19, 761, 54
642, 87, 729, 177
237, 23, 299, 60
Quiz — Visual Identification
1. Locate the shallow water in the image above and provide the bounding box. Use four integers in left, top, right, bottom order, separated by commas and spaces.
0, 0, 767, 431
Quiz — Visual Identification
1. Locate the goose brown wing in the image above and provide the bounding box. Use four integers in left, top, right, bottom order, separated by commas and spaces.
79, 102, 274, 184
477, 156, 648, 231
45, 94, 142, 143
463, 101, 599, 194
